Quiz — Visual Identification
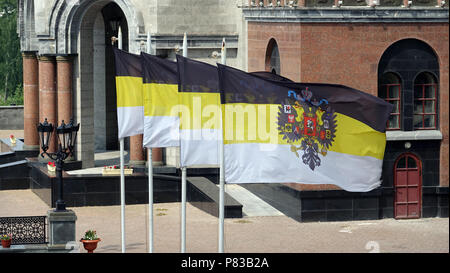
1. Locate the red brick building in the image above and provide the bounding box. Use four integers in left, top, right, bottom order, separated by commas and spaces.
244, 0, 448, 220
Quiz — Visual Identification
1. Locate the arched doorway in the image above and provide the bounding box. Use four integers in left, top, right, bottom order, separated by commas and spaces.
394, 153, 422, 219
74, 1, 130, 168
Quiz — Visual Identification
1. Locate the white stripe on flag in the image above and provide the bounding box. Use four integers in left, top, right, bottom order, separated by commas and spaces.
117, 106, 144, 139
224, 143, 382, 192
143, 115, 180, 148
180, 128, 222, 167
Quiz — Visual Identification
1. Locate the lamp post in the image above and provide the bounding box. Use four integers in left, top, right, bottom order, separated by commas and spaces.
37, 118, 80, 211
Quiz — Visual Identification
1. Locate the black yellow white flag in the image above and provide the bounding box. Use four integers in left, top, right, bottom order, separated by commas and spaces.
113, 48, 144, 139
141, 52, 180, 148
176, 55, 221, 167
218, 64, 393, 192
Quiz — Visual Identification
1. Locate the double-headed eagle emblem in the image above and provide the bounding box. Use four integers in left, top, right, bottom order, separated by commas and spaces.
277, 88, 337, 171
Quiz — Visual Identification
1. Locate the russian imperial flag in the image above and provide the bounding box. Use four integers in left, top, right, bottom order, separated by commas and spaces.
113, 48, 144, 139
141, 51, 180, 148
218, 64, 393, 192
176, 55, 222, 167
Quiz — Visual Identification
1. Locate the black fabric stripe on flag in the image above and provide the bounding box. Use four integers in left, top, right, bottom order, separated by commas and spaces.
176, 55, 219, 93
113, 47, 142, 77
217, 63, 393, 133
250, 71, 294, 83
141, 52, 178, 84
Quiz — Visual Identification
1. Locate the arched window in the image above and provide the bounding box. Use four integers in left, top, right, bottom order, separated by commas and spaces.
378, 72, 402, 130
413, 72, 438, 129
265, 38, 280, 75
378, 38, 439, 131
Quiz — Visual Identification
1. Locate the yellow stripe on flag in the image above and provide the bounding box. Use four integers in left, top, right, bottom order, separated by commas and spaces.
178, 92, 221, 130
143, 83, 179, 117
223, 103, 386, 160
116, 76, 143, 107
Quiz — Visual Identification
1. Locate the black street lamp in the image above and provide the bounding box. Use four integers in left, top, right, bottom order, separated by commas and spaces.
37, 118, 80, 212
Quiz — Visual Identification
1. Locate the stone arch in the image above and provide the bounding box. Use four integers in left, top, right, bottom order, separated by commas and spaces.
49, 0, 144, 55
70, 1, 136, 167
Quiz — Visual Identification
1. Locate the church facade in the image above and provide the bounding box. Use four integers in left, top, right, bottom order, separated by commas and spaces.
18, 0, 448, 220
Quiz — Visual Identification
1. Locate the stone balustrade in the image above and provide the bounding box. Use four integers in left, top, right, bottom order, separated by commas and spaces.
244, 0, 447, 7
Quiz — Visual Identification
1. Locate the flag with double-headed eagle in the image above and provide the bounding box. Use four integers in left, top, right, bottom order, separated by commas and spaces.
218, 64, 393, 192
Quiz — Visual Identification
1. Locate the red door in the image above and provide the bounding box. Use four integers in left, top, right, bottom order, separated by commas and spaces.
394, 153, 422, 219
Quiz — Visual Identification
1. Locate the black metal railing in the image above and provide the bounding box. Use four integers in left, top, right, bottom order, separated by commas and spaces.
0, 216, 47, 245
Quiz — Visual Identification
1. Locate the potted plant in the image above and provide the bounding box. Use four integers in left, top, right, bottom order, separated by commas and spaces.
80, 230, 101, 253
1, 234, 12, 248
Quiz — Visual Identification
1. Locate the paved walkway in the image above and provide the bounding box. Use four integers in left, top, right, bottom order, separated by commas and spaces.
0, 189, 448, 253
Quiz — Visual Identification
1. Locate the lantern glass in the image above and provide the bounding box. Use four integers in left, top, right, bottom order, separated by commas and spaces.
65, 132, 71, 150
65, 120, 73, 150
56, 120, 69, 150
68, 119, 80, 153
37, 118, 53, 151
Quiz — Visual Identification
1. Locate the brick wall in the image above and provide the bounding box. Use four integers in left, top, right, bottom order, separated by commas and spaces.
247, 22, 449, 189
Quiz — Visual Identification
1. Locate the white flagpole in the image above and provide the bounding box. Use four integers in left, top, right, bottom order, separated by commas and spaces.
147, 32, 152, 55
182, 32, 188, 58
180, 32, 188, 253
118, 26, 123, 51
120, 138, 125, 253
218, 38, 226, 253
117, 26, 126, 254
181, 166, 187, 253
148, 149, 154, 253
145, 31, 155, 253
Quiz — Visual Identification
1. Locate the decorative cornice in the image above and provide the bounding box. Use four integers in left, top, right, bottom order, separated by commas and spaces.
37, 55, 56, 62
243, 7, 449, 23
56, 55, 75, 63
22, 52, 38, 59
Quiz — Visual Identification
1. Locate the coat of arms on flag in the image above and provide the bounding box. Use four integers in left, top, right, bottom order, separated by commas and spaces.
277, 87, 337, 171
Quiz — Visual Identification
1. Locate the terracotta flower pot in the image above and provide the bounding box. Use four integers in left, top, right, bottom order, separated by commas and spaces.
1, 239, 12, 248
80, 239, 101, 253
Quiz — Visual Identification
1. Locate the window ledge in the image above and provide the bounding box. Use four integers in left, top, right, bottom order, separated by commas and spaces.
386, 130, 442, 141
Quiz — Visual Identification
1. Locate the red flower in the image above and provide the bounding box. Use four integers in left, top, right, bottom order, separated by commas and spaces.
10, 135, 14, 138
113, 165, 117, 169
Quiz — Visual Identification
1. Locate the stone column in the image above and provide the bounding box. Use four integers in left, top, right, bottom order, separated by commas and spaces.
22, 52, 40, 150
143, 147, 164, 167
56, 56, 73, 124
129, 134, 146, 166
152, 148, 163, 166
38, 56, 57, 154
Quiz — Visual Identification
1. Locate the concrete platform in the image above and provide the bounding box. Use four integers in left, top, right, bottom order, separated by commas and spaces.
224, 184, 284, 217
